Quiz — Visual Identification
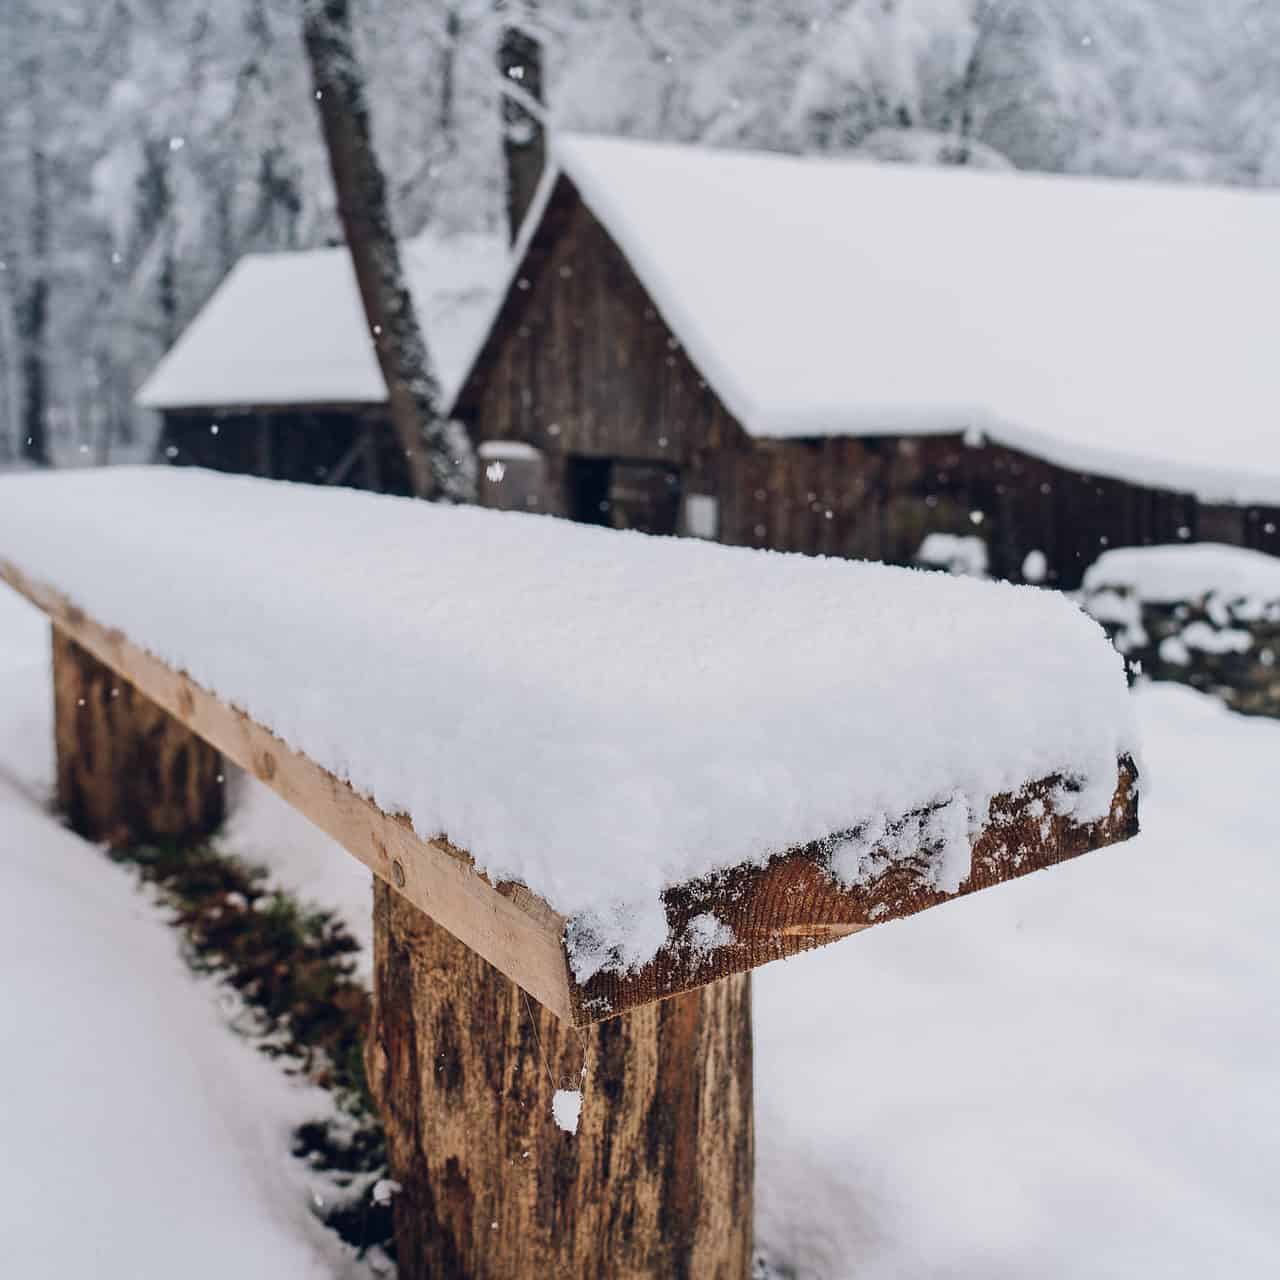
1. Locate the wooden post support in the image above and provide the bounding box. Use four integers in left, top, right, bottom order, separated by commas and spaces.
52, 626, 224, 847
367, 882, 754, 1280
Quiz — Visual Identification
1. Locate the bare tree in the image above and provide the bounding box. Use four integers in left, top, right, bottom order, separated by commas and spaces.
499, 2, 546, 242
6, 13, 51, 466
301, 0, 473, 501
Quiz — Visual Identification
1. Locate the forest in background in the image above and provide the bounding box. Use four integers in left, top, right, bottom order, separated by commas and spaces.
1, 0, 1277, 464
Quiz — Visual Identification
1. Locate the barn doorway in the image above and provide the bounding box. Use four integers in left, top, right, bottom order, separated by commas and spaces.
566, 457, 681, 535
566, 457, 612, 526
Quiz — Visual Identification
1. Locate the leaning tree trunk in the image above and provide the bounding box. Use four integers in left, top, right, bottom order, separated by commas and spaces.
17, 268, 46, 466
18, 102, 49, 466
499, 6, 546, 244
367, 882, 755, 1279
52, 628, 224, 847
301, 0, 471, 501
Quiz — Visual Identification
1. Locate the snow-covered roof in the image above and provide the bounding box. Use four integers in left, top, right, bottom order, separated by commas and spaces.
137, 232, 506, 412
544, 135, 1280, 506
0, 467, 1134, 975
1084, 543, 1280, 603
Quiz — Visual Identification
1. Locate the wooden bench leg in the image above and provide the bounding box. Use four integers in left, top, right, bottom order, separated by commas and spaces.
52, 626, 224, 846
367, 881, 754, 1279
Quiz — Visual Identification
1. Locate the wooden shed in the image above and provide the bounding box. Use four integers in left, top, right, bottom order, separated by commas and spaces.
453, 135, 1280, 588
136, 233, 505, 493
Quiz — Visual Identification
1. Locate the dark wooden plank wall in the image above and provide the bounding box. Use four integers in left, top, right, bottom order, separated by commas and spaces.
708, 435, 1280, 589
161, 406, 410, 493
896, 437, 1280, 588
457, 177, 739, 516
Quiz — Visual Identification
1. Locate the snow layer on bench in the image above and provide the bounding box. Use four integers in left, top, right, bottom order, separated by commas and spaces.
0, 468, 1134, 972
1084, 543, 1280, 603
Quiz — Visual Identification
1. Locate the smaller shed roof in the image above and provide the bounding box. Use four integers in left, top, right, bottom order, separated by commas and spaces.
137, 232, 506, 413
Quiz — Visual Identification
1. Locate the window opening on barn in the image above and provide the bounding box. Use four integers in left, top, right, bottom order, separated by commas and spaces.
683, 494, 719, 540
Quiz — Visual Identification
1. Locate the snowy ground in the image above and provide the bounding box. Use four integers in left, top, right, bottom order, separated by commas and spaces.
754, 684, 1280, 1277
2, 584, 1277, 1276
0, 592, 373, 1279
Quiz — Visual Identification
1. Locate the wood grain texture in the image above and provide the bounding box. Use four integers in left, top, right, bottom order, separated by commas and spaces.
367, 882, 754, 1280
3, 560, 1138, 1027
576, 760, 1139, 1020
456, 176, 734, 478
52, 627, 224, 847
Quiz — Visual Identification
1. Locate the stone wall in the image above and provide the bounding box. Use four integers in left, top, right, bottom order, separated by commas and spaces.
1082, 566, 1280, 719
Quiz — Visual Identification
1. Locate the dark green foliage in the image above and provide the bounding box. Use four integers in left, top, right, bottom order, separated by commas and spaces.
110, 839, 373, 1107
107, 838, 395, 1259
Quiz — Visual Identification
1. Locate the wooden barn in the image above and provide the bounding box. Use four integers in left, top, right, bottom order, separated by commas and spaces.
139, 133, 1280, 589
455, 135, 1280, 588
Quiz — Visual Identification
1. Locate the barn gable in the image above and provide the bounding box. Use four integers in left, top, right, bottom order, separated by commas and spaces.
453, 174, 748, 464
453, 173, 752, 532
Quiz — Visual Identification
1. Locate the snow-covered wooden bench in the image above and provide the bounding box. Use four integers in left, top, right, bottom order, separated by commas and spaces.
0, 468, 1137, 1279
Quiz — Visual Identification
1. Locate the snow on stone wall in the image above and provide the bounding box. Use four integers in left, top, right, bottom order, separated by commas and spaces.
1082, 544, 1280, 718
